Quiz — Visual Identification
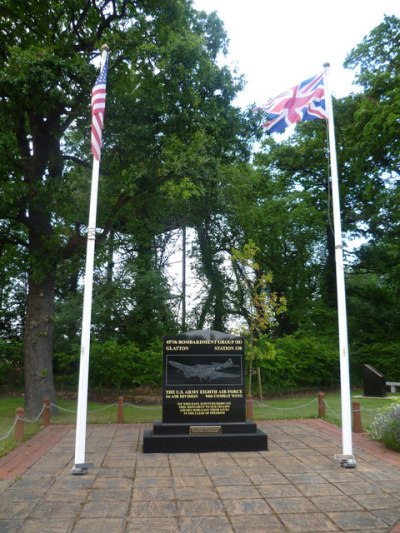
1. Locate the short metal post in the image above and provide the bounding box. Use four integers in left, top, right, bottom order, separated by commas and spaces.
43, 398, 51, 427
15, 408, 25, 443
317, 392, 325, 418
246, 394, 254, 421
352, 401, 362, 433
117, 396, 124, 424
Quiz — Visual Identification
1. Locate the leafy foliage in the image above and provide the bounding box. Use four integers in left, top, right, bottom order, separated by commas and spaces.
371, 401, 400, 451
259, 334, 340, 393
0, 340, 23, 389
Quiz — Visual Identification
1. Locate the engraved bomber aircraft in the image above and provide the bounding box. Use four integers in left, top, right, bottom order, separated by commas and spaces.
168, 358, 239, 382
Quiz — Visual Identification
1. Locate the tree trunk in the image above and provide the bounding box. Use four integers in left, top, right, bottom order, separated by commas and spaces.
196, 224, 227, 331
23, 280, 57, 416
24, 273, 57, 417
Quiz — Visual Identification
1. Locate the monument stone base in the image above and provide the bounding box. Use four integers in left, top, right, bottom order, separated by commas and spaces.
143, 421, 268, 453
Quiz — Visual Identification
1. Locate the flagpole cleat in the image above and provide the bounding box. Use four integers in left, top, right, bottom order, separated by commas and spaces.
71, 463, 94, 475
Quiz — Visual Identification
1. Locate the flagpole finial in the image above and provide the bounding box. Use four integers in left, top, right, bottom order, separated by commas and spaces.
101, 44, 109, 54
323, 62, 330, 69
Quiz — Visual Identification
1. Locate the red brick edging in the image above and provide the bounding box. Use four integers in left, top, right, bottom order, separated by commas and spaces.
0, 425, 71, 479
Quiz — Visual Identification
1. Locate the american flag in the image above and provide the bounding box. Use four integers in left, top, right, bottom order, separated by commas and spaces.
91, 57, 108, 160
255, 72, 327, 133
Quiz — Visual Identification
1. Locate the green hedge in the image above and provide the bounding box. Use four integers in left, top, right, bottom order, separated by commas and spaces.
257, 334, 340, 394
53, 339, 163, 390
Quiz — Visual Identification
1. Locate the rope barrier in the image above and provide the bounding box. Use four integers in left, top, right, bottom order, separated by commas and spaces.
50, 403, 77, 413
18, 404, 46, 423
322, 399, 342, 418
254, 398, 317, 410
124, 401, 161, 410
50, 402, 117, 414
0, 417, 18, 441
0, 395, 392, 446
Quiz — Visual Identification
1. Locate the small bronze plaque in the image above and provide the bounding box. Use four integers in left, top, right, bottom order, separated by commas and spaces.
189, 425, 222, 435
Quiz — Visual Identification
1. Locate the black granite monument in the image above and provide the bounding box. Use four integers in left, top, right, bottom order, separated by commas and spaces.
363, 364, 386, 397
143, 329, 268, 453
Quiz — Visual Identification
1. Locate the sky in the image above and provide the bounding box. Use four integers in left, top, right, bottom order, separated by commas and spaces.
193, 0, 400, 108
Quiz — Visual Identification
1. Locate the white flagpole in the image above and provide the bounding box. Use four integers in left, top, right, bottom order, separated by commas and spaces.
323, 63, 356, 468
72, 45, 109, 475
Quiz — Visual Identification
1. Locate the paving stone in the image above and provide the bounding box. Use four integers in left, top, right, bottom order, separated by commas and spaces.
51, 476, 94, 490
216, 484, 261, 499
275, 462, 311, 474
0, 519, 25, 533
351, 492, 400, 509
172, 475, 213, 487
295, 483, 342, 496
179, 516, 233, 533
45, 488, 88, 502
321, 471, 363, 483
376, 480, 400, 493
285, 472, 326, 484
131, 486, 175, 500
137, 456, 169, 467
222, 498, 271, 515
212, 475, 252, 486
175, 485, 218, 499
0, 477, 13, 487
178, 498, 225, 516
169, 454, 203, 465
79, 501, 129, 518
125, 517, 180, 532
248, 471, 289, 484
87, 488, 131, 501
372, 508, 400, 527
311, 495, 363, 511
130, 500, 178, 517
135, 467, 171, 477
18, 518, 74, 532
279, 512, 338, 532
266, 496, 319, 514
205, 465, 244, 477
92, 476, 132, 490
72, 518, 125, 532
258, 484, 302, 497
334, 481, 382, 495
327, 510, 389, 530
200, 456, 236, 466
30, 500, 84, 519
0, 500, 37, 519
360, 471, 395, 482
98, 467, 134, 479
171, 465, 207, 476
232, 456, 270, 467
9, 477, 55, 490
133, 476, 174, 488
341, 530, 388, 533
230, 514, 286, 533
3, 489, 47, 502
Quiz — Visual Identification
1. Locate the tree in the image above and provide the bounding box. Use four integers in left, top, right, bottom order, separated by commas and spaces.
231, 240, 286, 394
0, 1, 248, 415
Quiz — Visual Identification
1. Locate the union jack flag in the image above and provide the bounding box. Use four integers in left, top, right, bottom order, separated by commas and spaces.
255, 72, 327, 133
91, 57, 108, 160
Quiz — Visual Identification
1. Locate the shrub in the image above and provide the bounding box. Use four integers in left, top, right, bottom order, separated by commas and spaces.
370, 401, 400, 452
0, 340, 23, 388
258, 333, 340, 393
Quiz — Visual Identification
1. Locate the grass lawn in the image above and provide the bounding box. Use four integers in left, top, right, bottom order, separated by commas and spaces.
0, 391, 398, 458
